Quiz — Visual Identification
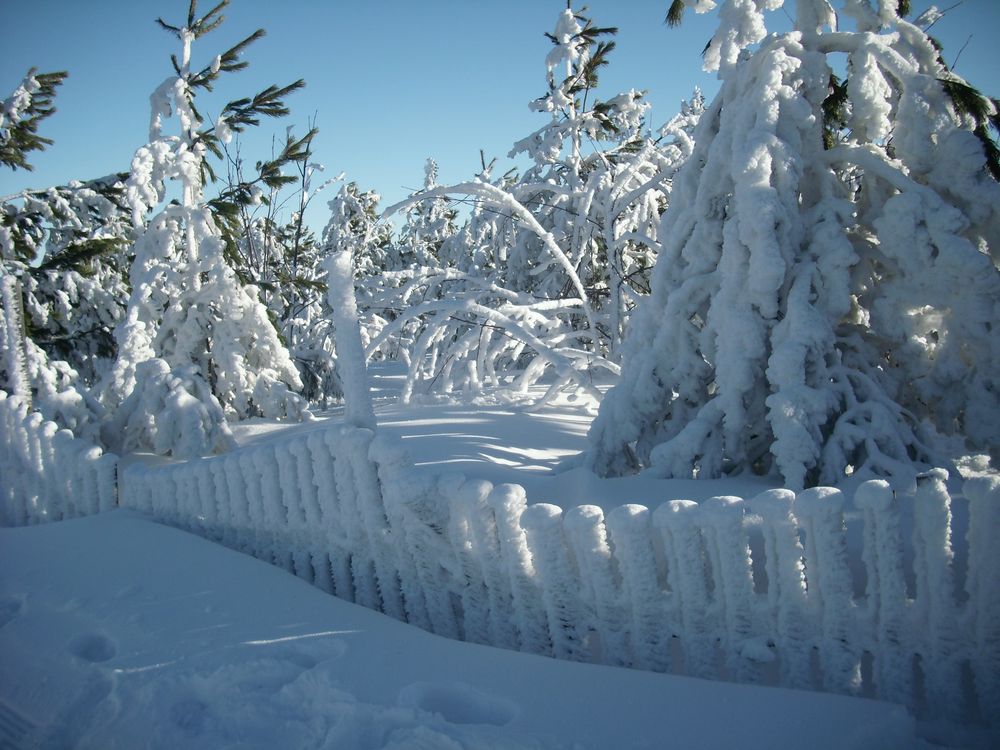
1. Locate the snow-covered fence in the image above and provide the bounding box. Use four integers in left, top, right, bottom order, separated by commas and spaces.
0, 390, 118, 525
372, 452, 999, 727
115, 423, 999, 726
117, 423, 396, 615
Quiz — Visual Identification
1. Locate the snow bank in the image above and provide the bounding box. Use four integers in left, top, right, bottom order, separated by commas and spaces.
0, 511, 918, 749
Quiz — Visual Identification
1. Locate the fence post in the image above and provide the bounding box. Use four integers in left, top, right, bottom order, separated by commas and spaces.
445, 478, 491, 644
564, 505, 629, 668
461, 479, 519, 649
963, 475, 1000, 726
606, 504, 669, 671
1, 275, 31, 407
698, 496, 758, 683
488, 483, 550, 655
522, 503, 588, 662
913, 470, 963, 721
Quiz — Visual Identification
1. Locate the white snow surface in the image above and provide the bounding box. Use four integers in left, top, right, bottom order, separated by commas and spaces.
0, 510, 917, 749
229, 362, 780, 510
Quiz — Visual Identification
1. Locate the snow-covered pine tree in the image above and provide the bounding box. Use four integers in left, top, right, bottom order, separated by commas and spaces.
4, 175, 133, 383
396, 159, 458, 269
586, 0, 1000, 488
102, 0, 308, 458
1, 70, 132, 440
506, 5, 652, 354
213, 125, 344, 405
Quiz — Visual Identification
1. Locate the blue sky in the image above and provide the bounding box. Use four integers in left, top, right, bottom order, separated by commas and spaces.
2, 1, 999, 231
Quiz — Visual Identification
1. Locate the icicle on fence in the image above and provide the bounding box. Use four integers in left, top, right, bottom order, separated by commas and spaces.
113, 427, 999, 726
0, 390, 118, 525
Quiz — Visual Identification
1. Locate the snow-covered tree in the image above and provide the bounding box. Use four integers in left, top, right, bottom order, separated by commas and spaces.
586, 0, 1000, 488
102, 1, 307, 457
3, 175, 133, 381
1, 71, 131, 441
396, 159, 458, 269
213, 125, 346, 406
365, 6, 702, 407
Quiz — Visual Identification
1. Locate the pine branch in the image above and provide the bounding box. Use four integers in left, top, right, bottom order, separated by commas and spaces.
0, 69, 68, 171
822, 73, 849, 149
939, 76, 1000, 180
218, 80, 305, 131
665, 0, 685, 27
33, 236, 128, 274
192, 0, 228, 38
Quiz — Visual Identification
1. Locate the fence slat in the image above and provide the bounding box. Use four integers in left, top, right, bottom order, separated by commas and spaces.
751, 489, 813, 689
606, 504, 669, 671
855, 480, 914, 710
913, 470, 964, 721
964, 475, 1000, 726
565, 505, 629, 668
522, 503, 588, 662
795, 487, 861, 695
488, 483, 550, 655
699, 496, 758, 683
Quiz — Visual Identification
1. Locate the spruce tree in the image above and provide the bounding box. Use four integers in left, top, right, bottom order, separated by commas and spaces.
102, 0, 308, 458
586, 0, 1000, 488
1, 71, 132, 440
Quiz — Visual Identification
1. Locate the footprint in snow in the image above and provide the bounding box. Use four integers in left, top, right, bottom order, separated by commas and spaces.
397, 682, 518, 726
68, 633, 117, 663
0, 597, 23, 628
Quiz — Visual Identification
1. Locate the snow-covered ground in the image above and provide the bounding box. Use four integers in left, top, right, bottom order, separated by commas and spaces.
0, 510, 918, 749
230, 363, 780, 510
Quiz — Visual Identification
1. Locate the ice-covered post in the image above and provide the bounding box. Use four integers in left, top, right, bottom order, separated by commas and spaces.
1, 274, 30, 404
324, 250, 376, 430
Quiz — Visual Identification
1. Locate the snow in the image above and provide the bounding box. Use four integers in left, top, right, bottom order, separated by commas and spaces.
230, 363, 780, 510
0, 510, 918, 749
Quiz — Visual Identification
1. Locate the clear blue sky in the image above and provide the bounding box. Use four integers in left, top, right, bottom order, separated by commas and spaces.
2, 1, 998, 231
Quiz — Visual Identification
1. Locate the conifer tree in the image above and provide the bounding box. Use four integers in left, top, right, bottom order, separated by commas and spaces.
396, 159, 458, 269
587, 0, 1000, 488
1, 71, 132, 440
102, 0, 308, 458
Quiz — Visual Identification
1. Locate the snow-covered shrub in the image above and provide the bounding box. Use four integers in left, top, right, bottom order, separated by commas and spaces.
104, 358, 234, 460
587, 0, 1000, 488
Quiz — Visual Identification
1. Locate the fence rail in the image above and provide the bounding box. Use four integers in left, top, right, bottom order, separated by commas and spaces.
2, 390, 998, 728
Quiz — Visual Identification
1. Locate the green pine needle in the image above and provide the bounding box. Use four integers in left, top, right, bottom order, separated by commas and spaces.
666, 0, 685, 27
